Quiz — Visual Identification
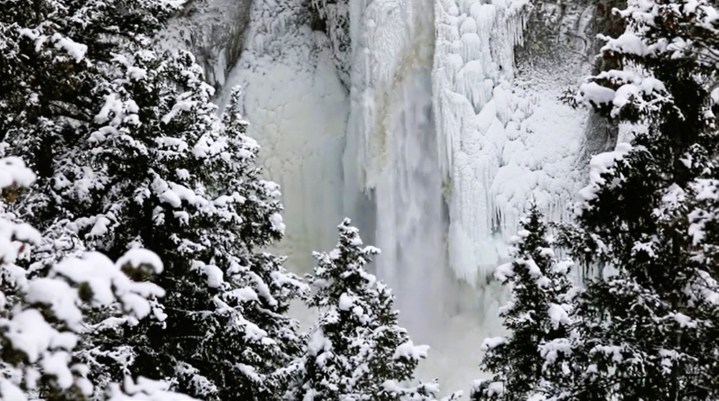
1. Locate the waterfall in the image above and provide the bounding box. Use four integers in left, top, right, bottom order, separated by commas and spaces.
344, 0, 454, 341
198, 0, 599, 394
343, 0, 514, 392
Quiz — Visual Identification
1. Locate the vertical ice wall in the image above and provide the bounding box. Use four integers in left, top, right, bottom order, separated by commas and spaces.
215, 0, 350, 269
434, 0, 589, 284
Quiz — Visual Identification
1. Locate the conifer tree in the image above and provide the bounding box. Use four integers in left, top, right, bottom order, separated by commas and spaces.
541, 1, 719, 399
0, 156, 195, 401
0, 1, 307, 399
287, 219, 440, 401
471, 205, 573, 401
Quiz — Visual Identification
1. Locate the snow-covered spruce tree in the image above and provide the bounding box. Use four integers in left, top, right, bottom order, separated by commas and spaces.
82, 82, 306, 401
471, 205, 573, 401
0, 1, 307, 399
543, 1, 719, 399
287, 219, 440, 401
0, 156, 196, 401
0, 0, 181, 194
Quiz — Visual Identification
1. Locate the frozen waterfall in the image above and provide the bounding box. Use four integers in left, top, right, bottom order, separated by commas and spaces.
341, 0, 591, 391
172, 0, 600, 394
434, 0, 590, 284
343, 0, 455, 343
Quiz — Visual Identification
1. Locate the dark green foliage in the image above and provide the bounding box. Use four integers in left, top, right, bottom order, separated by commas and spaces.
0, 1, 307, 400
541, 1, 719, 400
472, 205, 573, 401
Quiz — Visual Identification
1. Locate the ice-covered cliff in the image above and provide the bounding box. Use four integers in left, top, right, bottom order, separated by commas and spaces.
434, 0, 596, 284
166, 0, 612, 393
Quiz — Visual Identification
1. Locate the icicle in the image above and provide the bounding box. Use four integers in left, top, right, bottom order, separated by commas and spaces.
434, 0, 588, 285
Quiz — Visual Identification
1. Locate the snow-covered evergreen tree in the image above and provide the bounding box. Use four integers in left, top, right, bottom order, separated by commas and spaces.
0, 156, 195, 401
472, 205, 573, 401
543, 1, 719, 399
287, 219, 439, 401
78, 84, 307, 401
0, 1, 307, 399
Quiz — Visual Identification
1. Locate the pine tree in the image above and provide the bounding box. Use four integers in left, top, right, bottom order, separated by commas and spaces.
287, 219, 440, 401
0, 1, 307, 399
542, 1, 719, 399
471, 205, 573, 401
77, 82, 307, 401
0, 156, 195, 401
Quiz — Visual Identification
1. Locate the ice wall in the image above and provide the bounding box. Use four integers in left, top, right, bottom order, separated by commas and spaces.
434, 0, 590, 284
215, 0, 350, 268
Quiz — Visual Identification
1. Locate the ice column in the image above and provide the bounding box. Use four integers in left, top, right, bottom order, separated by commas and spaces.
345, 0, 455, 339
218, 0, 350, 270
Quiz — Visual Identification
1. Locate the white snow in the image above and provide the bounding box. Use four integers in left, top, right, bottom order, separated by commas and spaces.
227, 287, 259, 303
0, 379, 28, 401
0, 157, 37, 189
51, 33, 88, 62
25, 278, 84, 328
576, 142, 633, 213
338, 293, 355, 311
480, 336, 506, 351
52, 251, 166, 320
40, 352, 75, 389
117, 248, 165, 274
547, 303, 572, 329
601, 31, 650, 56
4, 309, 75, 362
89, 215, 112, 238
580, 82, 617, 105
192, 261, 225, 289
393, 341, 430, 361
540, 338, 572, 365
269, 212, 286, 235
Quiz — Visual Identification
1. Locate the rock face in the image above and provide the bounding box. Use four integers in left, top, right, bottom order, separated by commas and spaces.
166, 0, 618, 394
159, 0, 253, 90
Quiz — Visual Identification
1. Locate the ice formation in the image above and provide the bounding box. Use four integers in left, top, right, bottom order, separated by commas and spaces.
434, 0, 591, 284
169, 0, 604, 394
213, 0, 350, 267
344, 0, 456, 344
